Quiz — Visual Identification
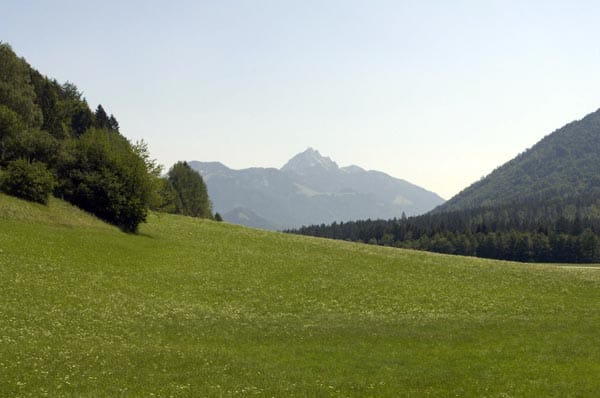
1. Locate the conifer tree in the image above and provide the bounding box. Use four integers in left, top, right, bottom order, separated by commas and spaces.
94, 104, 110, 130
108, 114, 120, 133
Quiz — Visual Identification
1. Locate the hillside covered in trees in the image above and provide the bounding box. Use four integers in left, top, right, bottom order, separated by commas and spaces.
0, 43, 212, 231
435, 108, 600, 213
291, 109, 600, 263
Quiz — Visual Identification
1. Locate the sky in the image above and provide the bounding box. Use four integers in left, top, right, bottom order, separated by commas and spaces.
2, 0, 600, 199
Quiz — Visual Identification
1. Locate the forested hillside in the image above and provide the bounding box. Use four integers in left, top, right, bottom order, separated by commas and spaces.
291, 109, 600, 263
292, 195, 600, 263
435, 108, 600, 213
0, 43, 212, 231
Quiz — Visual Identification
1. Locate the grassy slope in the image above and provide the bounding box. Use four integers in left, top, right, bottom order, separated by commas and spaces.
1, 194, 600, 397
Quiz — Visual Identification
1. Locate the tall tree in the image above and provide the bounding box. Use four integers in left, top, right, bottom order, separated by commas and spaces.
0, 43, 42, 128
108, 114, 120, 133
71, 101, 93, 136
167, 161, 212, 218
0, 105, 23, 163
29, 73, 66, 138
94, 104, 110, 130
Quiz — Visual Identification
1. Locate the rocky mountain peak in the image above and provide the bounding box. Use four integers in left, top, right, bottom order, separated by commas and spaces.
281, 148, 339, 174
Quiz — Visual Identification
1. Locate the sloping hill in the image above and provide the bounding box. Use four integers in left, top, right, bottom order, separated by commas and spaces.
190, 148, 444, 230
436, 108, 600, 212
0, 193, 118, 230
1, 193, 600, 396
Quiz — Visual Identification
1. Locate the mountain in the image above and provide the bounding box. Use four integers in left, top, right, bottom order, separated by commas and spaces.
222, 207, 278, 230
189, 148, 444, 230
289, 109, 600, 264
435, 108, 600, 213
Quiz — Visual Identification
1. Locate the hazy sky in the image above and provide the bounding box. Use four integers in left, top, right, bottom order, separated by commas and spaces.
3, 0, 600, 198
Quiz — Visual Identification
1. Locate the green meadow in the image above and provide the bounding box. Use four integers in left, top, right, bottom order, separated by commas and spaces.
1, 193, 600, 397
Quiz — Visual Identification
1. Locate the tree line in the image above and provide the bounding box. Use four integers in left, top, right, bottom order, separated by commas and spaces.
0, 43, 215, 232
289, 195, 600, 263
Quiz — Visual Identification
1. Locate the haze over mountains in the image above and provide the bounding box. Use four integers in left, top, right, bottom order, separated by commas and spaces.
190, 148, 444, 230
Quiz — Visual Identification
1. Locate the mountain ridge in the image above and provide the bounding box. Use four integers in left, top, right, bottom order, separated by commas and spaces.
434, 108, 600, 213
190, 148, 444, 229
289, 107, 600, 263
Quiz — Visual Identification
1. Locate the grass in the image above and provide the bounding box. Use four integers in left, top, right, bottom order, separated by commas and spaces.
1, 193, 600, 397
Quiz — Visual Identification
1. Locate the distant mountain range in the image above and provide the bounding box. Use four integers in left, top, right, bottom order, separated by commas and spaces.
291, 108, 600, 264
189, 148, 444, 230
434, 108, 600, 213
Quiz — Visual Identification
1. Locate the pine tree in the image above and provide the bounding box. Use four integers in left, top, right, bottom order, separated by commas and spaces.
108, 114, 120, 133
94, 104, 110, 130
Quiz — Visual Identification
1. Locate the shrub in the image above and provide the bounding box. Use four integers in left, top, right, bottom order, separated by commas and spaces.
57, 129, 153, 232
0, 158, 55, 204
2, 128, 61, 166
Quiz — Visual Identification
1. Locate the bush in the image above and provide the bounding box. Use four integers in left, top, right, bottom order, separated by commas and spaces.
2, 128, 61, 166
0, 158, 55, 204
57, 129, 153, 232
